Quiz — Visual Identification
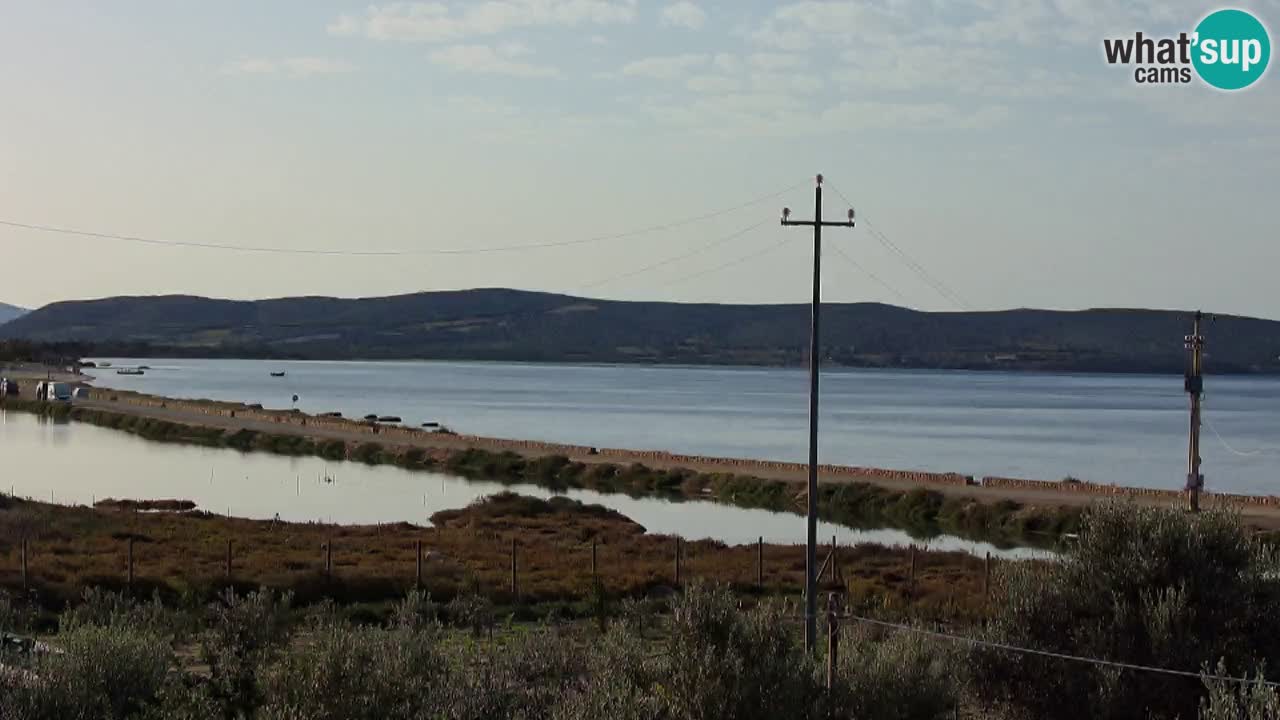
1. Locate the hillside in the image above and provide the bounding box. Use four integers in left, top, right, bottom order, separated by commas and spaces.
0, 302, 27, 326
3, 289, 1279, 373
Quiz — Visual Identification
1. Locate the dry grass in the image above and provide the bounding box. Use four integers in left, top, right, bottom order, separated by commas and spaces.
0, 492, 994, 619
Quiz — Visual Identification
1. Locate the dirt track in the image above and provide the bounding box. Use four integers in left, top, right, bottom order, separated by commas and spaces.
39, 385, 1280, 531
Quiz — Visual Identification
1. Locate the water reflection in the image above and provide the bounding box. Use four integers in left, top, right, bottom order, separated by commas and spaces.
0, 410, 1045, 559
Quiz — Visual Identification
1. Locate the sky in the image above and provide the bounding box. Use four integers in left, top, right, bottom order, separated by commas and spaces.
1, 1, 1278, 317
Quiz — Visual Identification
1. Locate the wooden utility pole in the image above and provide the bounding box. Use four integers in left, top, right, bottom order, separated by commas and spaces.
1185, 311, 1206, 512
781, 174, 856, 652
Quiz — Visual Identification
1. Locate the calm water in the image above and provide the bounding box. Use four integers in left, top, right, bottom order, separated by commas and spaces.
0, 411, 1036, 558
89, 358, 1280, 495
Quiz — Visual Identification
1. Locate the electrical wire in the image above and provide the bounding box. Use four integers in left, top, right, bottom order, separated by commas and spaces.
827, 186, 973, 310
656, 235, 792, 288
826, 242, 912, 306
841, 613, 1280, 688
0, 180, 806, 258
1202, 401, 1266, 457
579, 219, 771, 291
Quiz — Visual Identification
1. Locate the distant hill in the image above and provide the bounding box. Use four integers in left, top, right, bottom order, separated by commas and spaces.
3, 289, 1279, 373
0, 302, 27, 326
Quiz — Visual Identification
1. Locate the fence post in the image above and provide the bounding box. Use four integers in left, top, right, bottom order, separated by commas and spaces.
984, 552, 991, 604
831, 534, 838, 583
591, 540, 598, 588
826, 593, 839, 691
674, 537, 682, 587
225, 539, 233, 581
325, 539, 333, 579
127, 537, 134, 592
20, 538, 28, 591
909, 545, 917, 599
510, 538, 518, 600
756, 536, 763, 588
415, 540, 423, 589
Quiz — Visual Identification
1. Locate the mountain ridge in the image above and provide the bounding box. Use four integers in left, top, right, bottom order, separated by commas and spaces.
3, 289, 1278, 373
0, 302, 28, 326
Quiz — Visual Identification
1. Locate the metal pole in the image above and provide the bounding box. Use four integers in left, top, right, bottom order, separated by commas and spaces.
21, 538, 28, 591
127, 537, 134, 592
780, 174, 855, 653
803, 179, 823, 651
415, 539, 423, 589
591, 540, 598, 588
1186, 311, 1205, 512
225, 539, 232, 581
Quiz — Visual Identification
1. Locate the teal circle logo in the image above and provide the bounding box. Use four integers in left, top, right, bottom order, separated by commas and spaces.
1192, 8, 1271, 90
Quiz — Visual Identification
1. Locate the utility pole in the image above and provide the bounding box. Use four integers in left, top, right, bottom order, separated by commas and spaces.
781, 174, 855, 652
1185, 310, 1206, 512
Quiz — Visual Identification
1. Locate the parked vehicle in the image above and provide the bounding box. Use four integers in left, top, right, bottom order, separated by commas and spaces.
47, 382, 72, 401
73, 387, 92, 399
0, 378, 18, 397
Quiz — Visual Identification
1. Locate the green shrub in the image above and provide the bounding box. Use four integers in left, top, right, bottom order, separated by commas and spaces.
971, 502, 1280, 720
655, 582, 815, 720
258, 624, 444, 720
820, 624, 963, 720
1, 624, 171, 720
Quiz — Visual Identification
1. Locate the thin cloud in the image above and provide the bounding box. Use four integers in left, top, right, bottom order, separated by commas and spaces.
221, 57, 355, 77
661, 2, 707, 30
330, 1, 638, 43
620, 53, 707, 79
430, 44, 560, 77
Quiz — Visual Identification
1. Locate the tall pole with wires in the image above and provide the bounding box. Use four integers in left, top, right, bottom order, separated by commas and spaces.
1185, 311, 1206, 512
781, 174, 855, 652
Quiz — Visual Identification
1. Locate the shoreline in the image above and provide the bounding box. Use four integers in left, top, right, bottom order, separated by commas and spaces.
69, 385, 1280, 514
3, 370, 1278, 534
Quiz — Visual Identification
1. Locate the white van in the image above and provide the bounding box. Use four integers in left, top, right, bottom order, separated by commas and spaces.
49, 383, 72, 401
35, 381, 73, 402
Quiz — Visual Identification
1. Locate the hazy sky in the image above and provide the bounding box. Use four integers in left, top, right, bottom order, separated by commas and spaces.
2, 1, 1277, 317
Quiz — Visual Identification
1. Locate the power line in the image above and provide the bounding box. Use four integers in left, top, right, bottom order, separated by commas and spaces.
580, 219, 770, 291
657, 235, 791, 288
827, 242, 912, 306
0, 180, 806, 258
827, 186, 972, 310
1202, 403, 1266, 457
842, 613, 1280, 688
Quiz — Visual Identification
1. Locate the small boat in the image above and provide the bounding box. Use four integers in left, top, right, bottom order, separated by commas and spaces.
116, 369, 145, 376
270, 371, 286, 378
137, 365, 151, 370
377, 416, 402, 423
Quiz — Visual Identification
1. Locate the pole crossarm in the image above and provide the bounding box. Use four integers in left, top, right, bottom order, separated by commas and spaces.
779, 173, 857, 653
781, 220, 856, 228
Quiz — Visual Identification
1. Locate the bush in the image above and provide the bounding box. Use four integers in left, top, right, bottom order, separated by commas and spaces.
258, 624, 444, 720
971, 502, 1280, 720
821, 624, 963, 720
0, 624, 171, 720
1199, 663, 1280, 720
199, 589, 294, 717
655, 582, 815, 720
